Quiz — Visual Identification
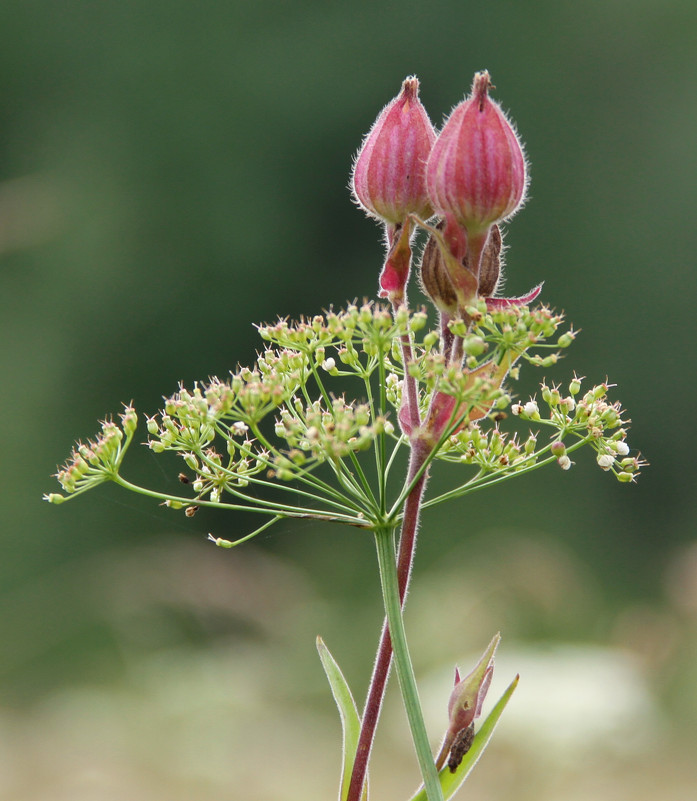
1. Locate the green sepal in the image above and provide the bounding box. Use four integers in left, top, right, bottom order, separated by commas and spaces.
408, 674, 519, 801
316, 636, 368, 801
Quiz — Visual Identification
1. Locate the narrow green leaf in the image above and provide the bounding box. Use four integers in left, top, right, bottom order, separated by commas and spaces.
316, 636, 367, 801
408, 674, 519, 801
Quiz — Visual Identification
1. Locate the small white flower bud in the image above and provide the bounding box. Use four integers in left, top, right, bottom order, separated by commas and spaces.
232, 421, 249, 436
597, 453, 615, 471
321, 357, 337, 372
614, 441, 630, 456
557, 455, 572, 470
523, 400, 539, 417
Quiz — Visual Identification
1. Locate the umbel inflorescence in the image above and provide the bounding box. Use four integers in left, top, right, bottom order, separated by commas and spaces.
47, 71, 641, 532
47, 71, 643, 801
46, 297, 640, 532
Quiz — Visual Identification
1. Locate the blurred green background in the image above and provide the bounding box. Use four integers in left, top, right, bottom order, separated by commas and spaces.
1, 1, 696, 799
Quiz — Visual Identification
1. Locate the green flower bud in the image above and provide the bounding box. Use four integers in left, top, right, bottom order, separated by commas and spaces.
550, 441, 566, 457
537, 354, 559, 368
423, 331, 440, 350
495, 393, 510, 410
164, 499, 184, 510
592, 383, 608, 400
462, 335, 487, 357
44, 493, 65, 504
448, 319, 469, 338
120, 406, 137, 437
602, 407, 620, 427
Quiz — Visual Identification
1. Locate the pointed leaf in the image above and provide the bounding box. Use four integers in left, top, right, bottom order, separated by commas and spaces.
486, 282, 543, 309
317, 636, 368, 801
409, 674, 519, 801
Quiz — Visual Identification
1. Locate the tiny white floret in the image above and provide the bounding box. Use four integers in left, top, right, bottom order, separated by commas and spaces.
523, 400, 539, 417
615, 441, 630, 456
597, 453, 615, 471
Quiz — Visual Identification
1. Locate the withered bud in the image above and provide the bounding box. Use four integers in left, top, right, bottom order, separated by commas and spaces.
448, 723, 475, 773
420, 223, 458, 315
420, 222, 502, 313
185, 505, 200, 517
475, 224, 502, 298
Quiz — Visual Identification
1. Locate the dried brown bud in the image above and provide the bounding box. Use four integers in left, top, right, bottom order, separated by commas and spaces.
448, 723, 475, 772
420, 222, 502, 314
475, 224, 502, 298
420, 223, 458, 314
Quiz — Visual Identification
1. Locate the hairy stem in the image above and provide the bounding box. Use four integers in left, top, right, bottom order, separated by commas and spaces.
374, 525, 443, 801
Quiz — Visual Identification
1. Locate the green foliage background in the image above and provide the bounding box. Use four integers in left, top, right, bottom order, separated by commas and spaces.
1, 2, 696, 799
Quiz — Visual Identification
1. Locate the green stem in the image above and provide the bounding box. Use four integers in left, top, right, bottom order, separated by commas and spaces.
422, 435, 592, 509
308, 359, 378, 508
246, 422, 369, 513
198, 443, 364, 516
374, 527, 443, 801
111, 475, 370, 527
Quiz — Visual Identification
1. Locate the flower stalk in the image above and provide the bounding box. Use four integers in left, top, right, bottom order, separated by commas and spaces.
347, 439, 430, 801
374, 525, 443, 801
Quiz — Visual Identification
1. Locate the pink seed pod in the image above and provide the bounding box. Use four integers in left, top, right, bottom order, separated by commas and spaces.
352, 77, 436, 225
426, 71, 527, 236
